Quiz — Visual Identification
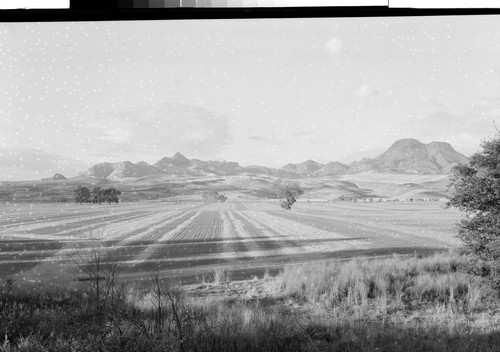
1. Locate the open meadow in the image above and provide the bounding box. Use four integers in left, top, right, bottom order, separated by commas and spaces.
0, 199, 462, 287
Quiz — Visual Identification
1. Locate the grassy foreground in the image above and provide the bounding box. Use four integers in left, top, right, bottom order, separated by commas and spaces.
2, 251, 500, 352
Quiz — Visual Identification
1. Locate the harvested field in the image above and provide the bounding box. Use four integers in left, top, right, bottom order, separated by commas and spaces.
0, 200, 462, 286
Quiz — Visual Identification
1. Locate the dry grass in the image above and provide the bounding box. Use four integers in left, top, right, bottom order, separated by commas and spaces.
2, 251, 500, 352
275, 251, 498, 333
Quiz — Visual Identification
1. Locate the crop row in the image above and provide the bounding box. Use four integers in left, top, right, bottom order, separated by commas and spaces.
0, 211, 181, 273
0, 207, 114, 228
28, 211, 150, 236
169, 211, 223, 242
236, 209, 301, 251
230, 212, 283, 251
106, 211, 200, 261
144, 212, 223, 262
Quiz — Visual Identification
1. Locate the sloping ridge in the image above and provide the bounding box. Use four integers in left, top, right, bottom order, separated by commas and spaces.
373, 139, 469, 174
282, 160, 323, 176
78, 161, 160, 179
313, 161, 349, 177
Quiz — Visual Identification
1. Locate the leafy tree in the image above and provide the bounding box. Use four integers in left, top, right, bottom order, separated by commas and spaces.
274, 180, 304, 210
448, 132, 500, 286
102, 187, 121, 204
75, 185, 91, 204
201, 190, 227, 202
92, 186, 103, 204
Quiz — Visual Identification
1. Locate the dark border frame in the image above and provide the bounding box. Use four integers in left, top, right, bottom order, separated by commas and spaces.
0, 7, 500, 22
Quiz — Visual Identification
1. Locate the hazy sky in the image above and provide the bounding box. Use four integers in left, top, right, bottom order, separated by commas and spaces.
1, 16, 500, 168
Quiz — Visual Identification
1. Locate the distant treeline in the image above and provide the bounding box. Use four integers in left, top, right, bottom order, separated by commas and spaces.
74, 186, 121, 204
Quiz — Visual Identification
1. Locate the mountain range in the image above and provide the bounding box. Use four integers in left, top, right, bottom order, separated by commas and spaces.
70, 138, 469, 181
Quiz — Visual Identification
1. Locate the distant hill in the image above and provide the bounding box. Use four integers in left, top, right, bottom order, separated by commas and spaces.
374, 139, 469, 174
313, 161, 349, 177
282, 139, 469, 177
348, 158, 381, 174
154, 153, 247, 177
282, 160, 323, 176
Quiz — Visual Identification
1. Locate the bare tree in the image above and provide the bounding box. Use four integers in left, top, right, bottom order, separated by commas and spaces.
148, 263, 187, 352
68, 231, 121, 313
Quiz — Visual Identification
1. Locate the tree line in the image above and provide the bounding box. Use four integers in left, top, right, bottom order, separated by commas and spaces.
74, 186, 121, 204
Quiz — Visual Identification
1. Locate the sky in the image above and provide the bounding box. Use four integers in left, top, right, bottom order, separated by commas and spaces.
1, 16, 500, 171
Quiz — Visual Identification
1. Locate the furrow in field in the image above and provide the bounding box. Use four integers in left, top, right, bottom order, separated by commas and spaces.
88, 210, 181, 243
0, 208, 112, 228
290, 203, 459, 246
1, 210, 194, 276
255, 201, 457, 247
29, 210, 195, 268
236, 211, 304, 255
229, 211, 288, 259
264, 209, 447, 250
169, 211, 223, 242
117, 211, 195, 243
1, 246, 445, 278
231, 211, 281, 247
0, 239, 65, 264
0, 207, 130, 229
134, 211, 227, 266
105, 211, 200, 262
220, 211, 249, 260
0, 211, 153, 248
0, 203, 199, 278
240, 205, 371, 254
1, 210, 122, 234
226, 211, 263, 254
43, 212, 154, 240
128, 211, 202, 264
20, 211, 149, 235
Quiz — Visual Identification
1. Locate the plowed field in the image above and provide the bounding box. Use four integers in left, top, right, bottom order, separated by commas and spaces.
0, 200, 462, 285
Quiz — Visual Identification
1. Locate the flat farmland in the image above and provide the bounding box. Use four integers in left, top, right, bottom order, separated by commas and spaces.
0, 200, 462, 285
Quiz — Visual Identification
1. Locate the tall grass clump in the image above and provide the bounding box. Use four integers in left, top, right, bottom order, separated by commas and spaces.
278, 251, 489, 315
